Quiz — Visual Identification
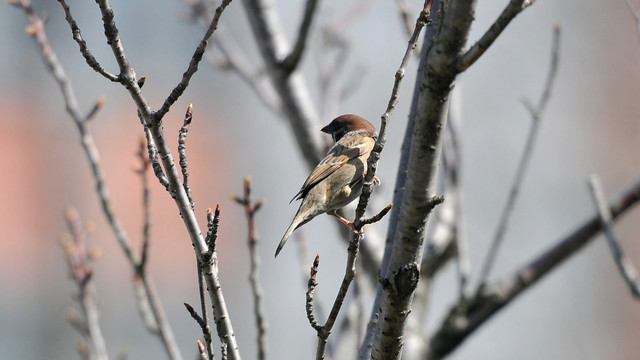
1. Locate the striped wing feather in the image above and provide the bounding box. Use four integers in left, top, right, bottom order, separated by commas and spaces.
291, 134, 374, 202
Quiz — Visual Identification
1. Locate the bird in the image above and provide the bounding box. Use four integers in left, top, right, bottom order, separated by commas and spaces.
275, 114, 378, 257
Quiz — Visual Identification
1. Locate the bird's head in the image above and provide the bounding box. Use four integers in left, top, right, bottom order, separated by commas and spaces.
321, 114, 377, 143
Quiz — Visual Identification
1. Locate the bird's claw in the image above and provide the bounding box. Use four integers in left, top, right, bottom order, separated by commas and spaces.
362, 174, 381, 187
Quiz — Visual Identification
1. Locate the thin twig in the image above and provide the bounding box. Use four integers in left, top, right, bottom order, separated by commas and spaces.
478, 23, 561, 285
179, 103, 195, 209
213, 28, 281, 113
457, 0, 534, 72
143, 125, 171, 190
233, 177, 268, 360
197, 340, 210, 360
133, 277, 159, 333
57, 0, 119, 81
156, 0, 233, 119
314, 233, 362, 360
61, 207, 108, 360
132, 140, 161, 333
136, 138, 152, 273
86, 96, 106, 122
185, 302, 213, 356
205, 206, 221, 253
588, 174, 640, 299
395, 0, 414, 38
361, 203, 394, 226
425, 174, 640, 359
306, 254, 322, 331
280, 0, 320, 74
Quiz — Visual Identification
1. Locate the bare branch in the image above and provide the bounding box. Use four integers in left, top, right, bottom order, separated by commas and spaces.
133, 278, 159, 333
197, 340, 211, 360
136, 138, 152, 273
179, 103, 195, 210
157, 0, 233, 119
357, 1, 433, 357
478, 23, 561, 284
314, 233, 363, 360
213, 28, 281, 113
205, 206, 222, 253
86, 96, 106, 122
185, 302, 211, 341
361, 203, 395, 226
306, 254, 322, 331
588, 174, 640, 299
140, 275, 184, 359
233, 177, 268, 360
143, 124, 171, 190
457, 0, 535, 72
280, 0, 320, 74
242, 0, 325, 168
57, 0, 119, 81
61, 207, 108, 360
395, 0, 413, 38
425, 174, 640, 359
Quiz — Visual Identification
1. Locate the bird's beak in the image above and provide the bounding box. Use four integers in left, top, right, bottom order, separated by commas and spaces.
321, 124, 332, 134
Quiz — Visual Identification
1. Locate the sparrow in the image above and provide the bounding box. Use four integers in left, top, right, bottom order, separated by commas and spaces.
275, 114, 378, 257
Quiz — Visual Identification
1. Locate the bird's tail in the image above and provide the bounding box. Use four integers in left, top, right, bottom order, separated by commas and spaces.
275, 215, 303, 258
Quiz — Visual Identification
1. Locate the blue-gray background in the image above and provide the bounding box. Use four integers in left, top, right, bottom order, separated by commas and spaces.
1, 0, 640, 359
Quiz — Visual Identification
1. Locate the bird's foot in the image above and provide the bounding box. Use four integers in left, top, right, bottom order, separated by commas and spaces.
362, 173, 381, 186
328, 211, 365, 235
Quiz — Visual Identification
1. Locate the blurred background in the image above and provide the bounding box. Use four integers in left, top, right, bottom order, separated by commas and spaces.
2, 0, 640, 359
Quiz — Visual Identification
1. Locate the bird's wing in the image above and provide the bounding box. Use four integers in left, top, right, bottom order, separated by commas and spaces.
291, 134, 375, 202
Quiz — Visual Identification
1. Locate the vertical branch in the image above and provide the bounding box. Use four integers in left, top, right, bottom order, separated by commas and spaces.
233, 177, 268, 360
179, 103, 195, 209
135, 140, 184, 360
62, 207, 109, 360
478, 23, 561, 285
137, 137, 152, 273
307, 205, 392, 360
358, 1, 433, 357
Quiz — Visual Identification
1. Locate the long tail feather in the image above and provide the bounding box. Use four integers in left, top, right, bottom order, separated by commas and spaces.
275, 217, 301, 257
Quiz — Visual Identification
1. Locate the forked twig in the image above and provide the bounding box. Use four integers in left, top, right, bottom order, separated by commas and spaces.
588, 174, 640, 299
233, 177, 268, 360
478, 22, 561, 285
457, 0, 536, 72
